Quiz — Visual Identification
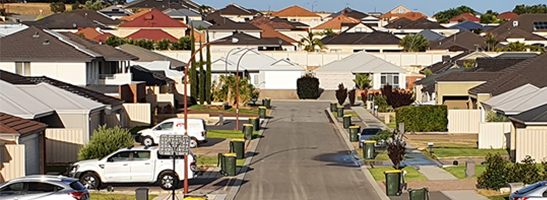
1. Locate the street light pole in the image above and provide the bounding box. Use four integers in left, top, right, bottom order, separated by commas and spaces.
234, 48, 253, 131
224, 47, 241, 76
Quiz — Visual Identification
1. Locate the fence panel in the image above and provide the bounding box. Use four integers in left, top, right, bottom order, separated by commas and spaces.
122, 103, 151, 128
46, 129, 84, 164
478, 122, 511, 149
448, 110, 481, 134
0, 144, 25, 182
516, 129, 547, 162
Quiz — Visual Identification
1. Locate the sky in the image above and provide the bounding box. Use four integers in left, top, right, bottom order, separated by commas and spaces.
196, 0, 546, 16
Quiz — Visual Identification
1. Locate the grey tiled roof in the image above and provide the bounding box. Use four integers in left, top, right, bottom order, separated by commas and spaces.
321, 31, 400, 44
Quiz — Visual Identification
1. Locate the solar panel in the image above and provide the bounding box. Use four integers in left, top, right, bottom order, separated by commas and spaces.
534, 21, 547, 30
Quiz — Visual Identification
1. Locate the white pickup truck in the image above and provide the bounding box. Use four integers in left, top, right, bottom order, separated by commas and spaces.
68, 146, 196, 190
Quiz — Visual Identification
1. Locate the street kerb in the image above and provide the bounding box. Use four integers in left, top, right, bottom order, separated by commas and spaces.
225, 110, 274, 200
326, 107, 390, 200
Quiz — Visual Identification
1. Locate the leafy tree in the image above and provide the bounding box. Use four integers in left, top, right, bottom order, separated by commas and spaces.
205, 30, 212, 104
477, 153, 510, 190
171, 36, 192, 50
486, 110, 508, 122
480, 14, 498, 24
513, 4, 547, 15
485, 33, 499, 51
156, 39, 171, 50
387, 131, 406, 169
212, 75, 259, 107
380, 85, 414, 109
298, 32, 325, 52
433, 5, 476, 23
353, 74, 371, 90
71, 1, 83, 10
348, 89, 356, 106
335, 83, 347, 105
78, 126, 134, 160
322, 28, 336, 36
485, 10, 499, 16
462, 59, 476, 68
399, 34, 429, 52
296, 74, 320, 99
50, 2, 66, 13
198, 42, 205, 105
423, 68, 433, 77
85, 0, 104, 11
374, 94, 389, 112
104, 35, 125, 47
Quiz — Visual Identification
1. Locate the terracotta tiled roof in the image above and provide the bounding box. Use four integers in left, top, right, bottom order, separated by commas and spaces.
256, 24, 297, 43
312, 14, 360, 30
497, 11, 519, 20
76, 27, 102, 40
390, 12, 428, 22
119, 9, 188, 28
0, 113, 46, 136
449, 13, 480, 22
380, 11, 427, 20
93, 32, 114, 43
249, 16, 295, 29
272, 5, 320, 17
120, 9, 151, 21
126, 29, 179, 42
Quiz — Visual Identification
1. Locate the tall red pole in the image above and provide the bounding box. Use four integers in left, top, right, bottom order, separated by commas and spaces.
182, 39, 223, 194
235, 49, 253, 131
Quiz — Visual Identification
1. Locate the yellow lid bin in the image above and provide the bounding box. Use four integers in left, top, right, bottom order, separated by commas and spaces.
349, 126, 360, 128
259, 106, 267, 109
223, 153, 237, 157
265, 97, 271, 100
243, 124, 254, 127
337, 106, 344, 108
232, 139, 245, 142
332, 101, 337, 104
344, 115, 351, 117
364, 140, 377, 144
384, 170, 403, 174
184, 196, 208, 200
249, 117, 257, 119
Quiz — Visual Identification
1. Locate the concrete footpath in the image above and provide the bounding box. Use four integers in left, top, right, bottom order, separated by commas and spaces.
350, 107, 488, 200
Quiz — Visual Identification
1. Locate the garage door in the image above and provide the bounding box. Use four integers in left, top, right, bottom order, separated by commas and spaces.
264, 71, 302, 89
315, 72, 354, 90
20, 134, 40, 175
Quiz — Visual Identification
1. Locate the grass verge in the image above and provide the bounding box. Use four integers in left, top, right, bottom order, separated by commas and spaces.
478, 189, 509, 200
443, 165, 486, 179
426, 148, 508, 159
207, 130, 259, 139
189, 104, 264, 115
90, 193, 157, 200
333, 111, 359, 118
357, 149, 390, 161
369, 166, 427, 181
380, 120, 397, 129
196, 155, 246, 167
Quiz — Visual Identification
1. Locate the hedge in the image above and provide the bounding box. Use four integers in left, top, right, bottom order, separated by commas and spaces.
296, 74, 320, 99
395, 105, 448, 132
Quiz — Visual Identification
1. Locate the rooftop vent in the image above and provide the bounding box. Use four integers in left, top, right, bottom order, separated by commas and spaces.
43, 39, 50, 45
33, 32, 39, 38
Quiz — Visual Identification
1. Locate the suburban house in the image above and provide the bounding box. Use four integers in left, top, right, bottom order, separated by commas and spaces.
24, 9, 121, 31
0, 113, 47, 182
210, 48, 305, 98
314, 51, 407, 90
249, 16, 308, 42
163, 8, 202, 24
379, 5, 427, 26
448, 13, 480, 24
208, 31, 295, 51
271, 5, 323, 27
321, 25, 402, 53
311, 14, 361, 33
99, 5, 133, 19
384, 18, 458, 38
0, 26, 138, 86
204, 12, 262, 41
75, 27, 114, 43
508, 104, 547, 162
116, 9, 189, 39
486, 14, 547, 38
215, 4, 261, 22
123, 0, 202, 11
429, 31, 487, 52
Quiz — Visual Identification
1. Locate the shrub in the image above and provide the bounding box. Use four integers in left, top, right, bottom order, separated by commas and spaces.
335, 83, 347, 105
348, 89, 356, 106
388, 132, 406, 169
381, 85, 414, 108
296, 74, 320, 99
486, 110, 509, 122
478, 153, 510, 190
370, 129, 394, 142
50, 2, 66, 13
374, 95, 389, 112
507, 156, 543, 184
395, 105, 448, 132
78, 126, 134, 161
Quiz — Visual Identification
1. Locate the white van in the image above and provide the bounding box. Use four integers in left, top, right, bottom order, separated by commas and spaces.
135, 118, 207, 148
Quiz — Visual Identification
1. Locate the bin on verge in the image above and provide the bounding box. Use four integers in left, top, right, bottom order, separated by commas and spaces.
343, 115, 351, 128
217, 153, 226, 175
262, 97, 271, 109
183, 194, 208, 200
135, 188, 148, 200
409, 188, 429, 200
249, 117, 260, 131
230, 139, 245, 159
330, 101, 337, 112
259, 106, 267, 118
223, 153, 237, 176
363, 140, 376, 159
349, 126, 360, 142
243, 124, 254, 140
337, 106, 344, 117
385, 170, 403, 196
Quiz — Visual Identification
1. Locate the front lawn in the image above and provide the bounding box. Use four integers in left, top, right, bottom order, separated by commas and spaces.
380, 120, 396, 129
369, 166, 427, 181
357, 149, 390, 161
90, 193, 157, 200
443, 165, 486, 179
189, 104, 263, 115
196, 155, 246, 166
427, 148, 508, 159
207, 130, 259, 139
333, 111, 360, 118
488, 195, 509, 200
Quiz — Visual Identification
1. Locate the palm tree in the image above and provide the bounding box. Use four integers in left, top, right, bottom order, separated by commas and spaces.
353, 74, 371, 90
485, 33, 499, 51
399, 34, 429, 52
298, 32, 326, 52
506, 41, 528, 52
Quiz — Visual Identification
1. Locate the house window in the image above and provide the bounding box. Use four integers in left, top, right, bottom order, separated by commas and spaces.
15, 62, 30, 76
380, 73, 399, 88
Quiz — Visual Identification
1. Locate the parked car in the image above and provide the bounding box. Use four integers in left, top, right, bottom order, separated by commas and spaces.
135, 118, 207, 148
68, 146, 197, 190
509, 181, 547, 200
359, 127, 383, 148
0, 175, 89, 200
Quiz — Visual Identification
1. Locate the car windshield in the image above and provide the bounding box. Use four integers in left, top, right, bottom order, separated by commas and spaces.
516, 182, 544, 194
361, 128, 381, 135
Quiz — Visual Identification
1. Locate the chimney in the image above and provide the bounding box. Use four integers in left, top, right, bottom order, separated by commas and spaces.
442, 55, 450, 63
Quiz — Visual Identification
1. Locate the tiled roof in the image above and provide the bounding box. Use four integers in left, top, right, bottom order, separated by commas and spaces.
76, 27, 103, 40
119, 44, 187, 69
390, 12, 428, 22
204, 12, 261, 30
449, 21, 484, 31
494, 27, 547, 41
384, 17, 412, 28
380, 11, 427, 20
430, 31, 486, 51
129, 65, 174, 86
270, 17, 309, 28
469, 53, 547, 96
470, 57, 530, 72
0, 26, 93, 62
0, 113, 47, 136
0, 70, 35, 84
120, 9, 151, 21
85, 85, 120, 94
330, 8, 369, 20
272, 5, 320, 17
93, 32, 114, 43
497, 11, 519, 20
511, 104, 547, 123
436, 72, 502, 81
398, 18, 446, 29
217, 4, 255, 16
255, 24, 297, 43
24, 10, 121, 29
164, 8, 200, 17
212, 32, 292, 46
126, 29, 179, 42
312, 14, 360, 30
249, 16, 295, 29
449, 13, 480, 22
321, 31, 401, 44
119, 9, 188, 28
422, 51, 472, 74
124, 0, 200, 11
487, 14, 547, 34
419, 29, 447, 41
59, 32, 139, 61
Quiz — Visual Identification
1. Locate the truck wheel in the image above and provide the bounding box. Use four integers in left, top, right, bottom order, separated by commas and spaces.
189, 138, 198, 148
158, 172, 179, 190
143, 137, 154, 147
80, 172, 101, 189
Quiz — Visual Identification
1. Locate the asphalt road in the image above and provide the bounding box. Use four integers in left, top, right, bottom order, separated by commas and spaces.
235, 101, 381, 200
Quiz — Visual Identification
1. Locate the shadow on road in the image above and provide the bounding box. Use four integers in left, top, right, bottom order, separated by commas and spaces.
312, 151, 361, 167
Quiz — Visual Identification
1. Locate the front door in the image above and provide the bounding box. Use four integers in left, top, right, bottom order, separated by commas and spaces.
130, 151, 154, 182
104, 151, 132, 182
